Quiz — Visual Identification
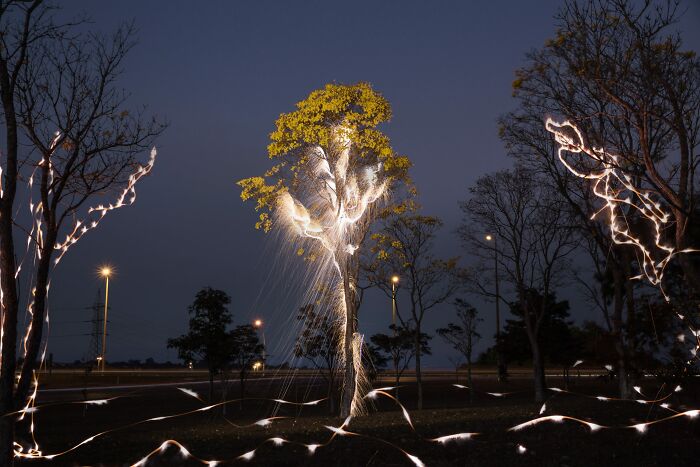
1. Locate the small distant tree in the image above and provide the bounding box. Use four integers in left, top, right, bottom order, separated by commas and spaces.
370, 325, 431, 397
294, 304, 342, 414
230, 325, 264, 409
364, 343, 388, 383
167, 288, 232, 402
437, 299, 482, 401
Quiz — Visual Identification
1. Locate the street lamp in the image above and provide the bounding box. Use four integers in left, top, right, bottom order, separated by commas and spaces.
253, 318, 266, 374
390, 275, 399, 330
485, 235, 507, 383
99, 266, 112, 374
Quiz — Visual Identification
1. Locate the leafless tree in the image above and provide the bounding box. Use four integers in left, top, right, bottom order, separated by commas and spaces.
437, 299, 481, 402
500, 0, 700, 397
364, 215, 461, 409
0, 3, 164, 462
459, 167, 579, 402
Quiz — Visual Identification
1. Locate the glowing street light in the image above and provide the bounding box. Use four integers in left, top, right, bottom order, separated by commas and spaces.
253, 318, 266, 374
390, 275, 399, 329
99, 265, 112, 374
485, 235, 506, 382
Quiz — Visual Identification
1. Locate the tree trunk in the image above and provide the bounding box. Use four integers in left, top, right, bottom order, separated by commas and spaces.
14, 235, 54, 405
0, 165, 20, 467
467, 357, 473, 403
239, 370, 245, 410
208, 370, 214, 403
220, 372, 228, 416
528, 332, 546, 403
0, 416, 14, 467
414, 326, 423, 410
611, 264, 632, 399
339, 267, 357, 418
393, 356, 400, 399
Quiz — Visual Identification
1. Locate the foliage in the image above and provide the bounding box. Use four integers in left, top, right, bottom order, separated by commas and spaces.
498, 291, 579, 367
238, 82, 412, 232
167, 288, 233, 401
370, 325, 431, 382
230, 324, 264, 374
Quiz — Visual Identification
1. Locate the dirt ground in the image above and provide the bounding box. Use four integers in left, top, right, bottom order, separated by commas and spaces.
14, 371, 700, 466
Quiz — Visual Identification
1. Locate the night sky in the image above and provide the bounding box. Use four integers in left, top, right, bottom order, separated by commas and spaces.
48, 1, 700, 366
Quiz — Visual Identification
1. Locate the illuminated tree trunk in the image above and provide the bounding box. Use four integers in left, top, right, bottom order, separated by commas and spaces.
340, 257, 357, 418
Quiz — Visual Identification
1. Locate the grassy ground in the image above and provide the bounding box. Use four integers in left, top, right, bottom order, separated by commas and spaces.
16, 373, 700, 466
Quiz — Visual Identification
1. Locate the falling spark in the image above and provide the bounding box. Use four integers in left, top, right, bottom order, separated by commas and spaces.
177, 387, 202, 401
238, 450, 256, 461
306, 444, 321, 454
509, 415, 604, 432
277, 124, 390, 415
430, 433, 476, 444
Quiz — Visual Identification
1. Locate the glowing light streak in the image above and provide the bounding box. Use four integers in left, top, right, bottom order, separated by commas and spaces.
177, 387, 203, 401
278, 124, 390, 415
546, 118, 698, 299
509, 415, 605, 432
363, 389, 413, 430
429, 433, 477, 444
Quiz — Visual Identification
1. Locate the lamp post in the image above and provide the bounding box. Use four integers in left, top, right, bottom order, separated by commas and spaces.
390, 275, 399, 332
99, 266, 111, 374
390, 275, 400, 387
485, 235, 507, 383
253, 319, 265, 375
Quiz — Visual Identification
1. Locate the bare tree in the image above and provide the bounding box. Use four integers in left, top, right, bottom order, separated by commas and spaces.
294, 304, 342, 414
437, 299, 481, 402
365, 215, 460, 409
500, 0, 700, 396
0, 3, 164, 462
460, 168, 578, 402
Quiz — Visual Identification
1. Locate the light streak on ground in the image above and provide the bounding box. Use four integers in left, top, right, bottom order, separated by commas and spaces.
11, 390, 317, 461
8, 145, 159, 461
509, 415, 605, 432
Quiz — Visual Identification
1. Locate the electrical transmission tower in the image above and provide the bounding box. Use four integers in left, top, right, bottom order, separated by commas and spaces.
86, 289, 104, 364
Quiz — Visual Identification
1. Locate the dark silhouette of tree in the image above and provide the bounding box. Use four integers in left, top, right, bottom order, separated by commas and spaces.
230, 324, 264, 409
502, 0, 700, 398
370, 325, 431, 398
365, 214, 460, 409
168, 288, 233, 402
460, 168, 578, 402
0, 3, 164, 462
294, 304, 342, 414
437, 299, 481, 401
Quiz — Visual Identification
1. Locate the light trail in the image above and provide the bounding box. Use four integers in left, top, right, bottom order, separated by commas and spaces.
278, 123, 389, 415
546, 117, 700, 365
545, 119, 696, 296
9, 144, 158, 461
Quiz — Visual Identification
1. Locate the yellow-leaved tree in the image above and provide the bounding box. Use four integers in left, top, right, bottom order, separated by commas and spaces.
238, 82, 412, 417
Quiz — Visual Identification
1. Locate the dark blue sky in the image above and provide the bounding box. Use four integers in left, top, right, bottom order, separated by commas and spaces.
48, 1, 700, 366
